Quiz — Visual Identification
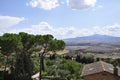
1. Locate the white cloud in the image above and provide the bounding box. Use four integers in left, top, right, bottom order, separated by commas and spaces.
93, 24, 120, 36
1, 21, 120, 39
27, 0, 59, 10
0, 16, 25, 29
8, 22, 54, 34
67, 0, 96, 10
7, 22, 78, 38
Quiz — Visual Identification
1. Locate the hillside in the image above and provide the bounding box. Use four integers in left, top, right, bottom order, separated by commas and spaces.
64, 34, 120, 46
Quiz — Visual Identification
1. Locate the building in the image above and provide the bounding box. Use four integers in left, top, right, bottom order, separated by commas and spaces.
31, 73, 39, 80
81, 61, 120, 80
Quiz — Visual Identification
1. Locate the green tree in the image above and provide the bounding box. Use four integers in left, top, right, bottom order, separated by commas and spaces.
0, 32, 65, 80
48, 39, 65, 59
76, 54, 82, 63
0, 33, 22, 79
34, 34, 65, 80
14, 32, 36, 80
46, 59, 83, 80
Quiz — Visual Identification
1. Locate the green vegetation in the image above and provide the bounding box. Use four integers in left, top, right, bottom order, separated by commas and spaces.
45, 56, 83, 80
0, 32, 82, 80
75, 54, 94, 64
0, 32, 120, 80
0, 32, 66, 80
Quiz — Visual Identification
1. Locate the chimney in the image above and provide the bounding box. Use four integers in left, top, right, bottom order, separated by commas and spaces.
113, 65, 118, 76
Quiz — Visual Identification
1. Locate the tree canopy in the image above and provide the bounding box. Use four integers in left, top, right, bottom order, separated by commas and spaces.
0, 32, 65, 80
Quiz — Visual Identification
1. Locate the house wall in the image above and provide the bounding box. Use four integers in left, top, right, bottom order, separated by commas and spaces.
83, 71, 120, 80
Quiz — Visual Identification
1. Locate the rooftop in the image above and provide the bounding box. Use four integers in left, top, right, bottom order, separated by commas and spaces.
81, 61, 120, 76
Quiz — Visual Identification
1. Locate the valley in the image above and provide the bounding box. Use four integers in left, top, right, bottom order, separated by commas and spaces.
63, 34, 120, 59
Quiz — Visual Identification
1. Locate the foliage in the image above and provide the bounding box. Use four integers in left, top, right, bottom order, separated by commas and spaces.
75, 54, 94, 64
114, 58, 120, 67
0, 32, 65, 80
45, 55, 83, 80
0, 33, 22, 55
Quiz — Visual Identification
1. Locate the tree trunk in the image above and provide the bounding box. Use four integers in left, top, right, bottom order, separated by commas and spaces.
4, 55, 8, 72
39, 52, 45, 80
39, 53, 42, 80
3, 55, 8, 80
41, 55, 44, 71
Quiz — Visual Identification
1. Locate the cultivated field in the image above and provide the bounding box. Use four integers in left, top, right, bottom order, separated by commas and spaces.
64, 44, 120, 59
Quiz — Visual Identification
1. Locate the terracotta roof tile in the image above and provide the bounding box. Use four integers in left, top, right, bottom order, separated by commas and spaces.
81, 61, 120, 76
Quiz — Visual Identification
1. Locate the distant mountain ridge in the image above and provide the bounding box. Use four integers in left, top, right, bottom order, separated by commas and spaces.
64, 34, 120, 46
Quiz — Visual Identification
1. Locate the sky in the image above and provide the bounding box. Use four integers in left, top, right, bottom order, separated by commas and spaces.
0, 0, 120, 39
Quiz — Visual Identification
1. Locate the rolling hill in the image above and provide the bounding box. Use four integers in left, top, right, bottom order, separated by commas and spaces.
64, 34, 120, 46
